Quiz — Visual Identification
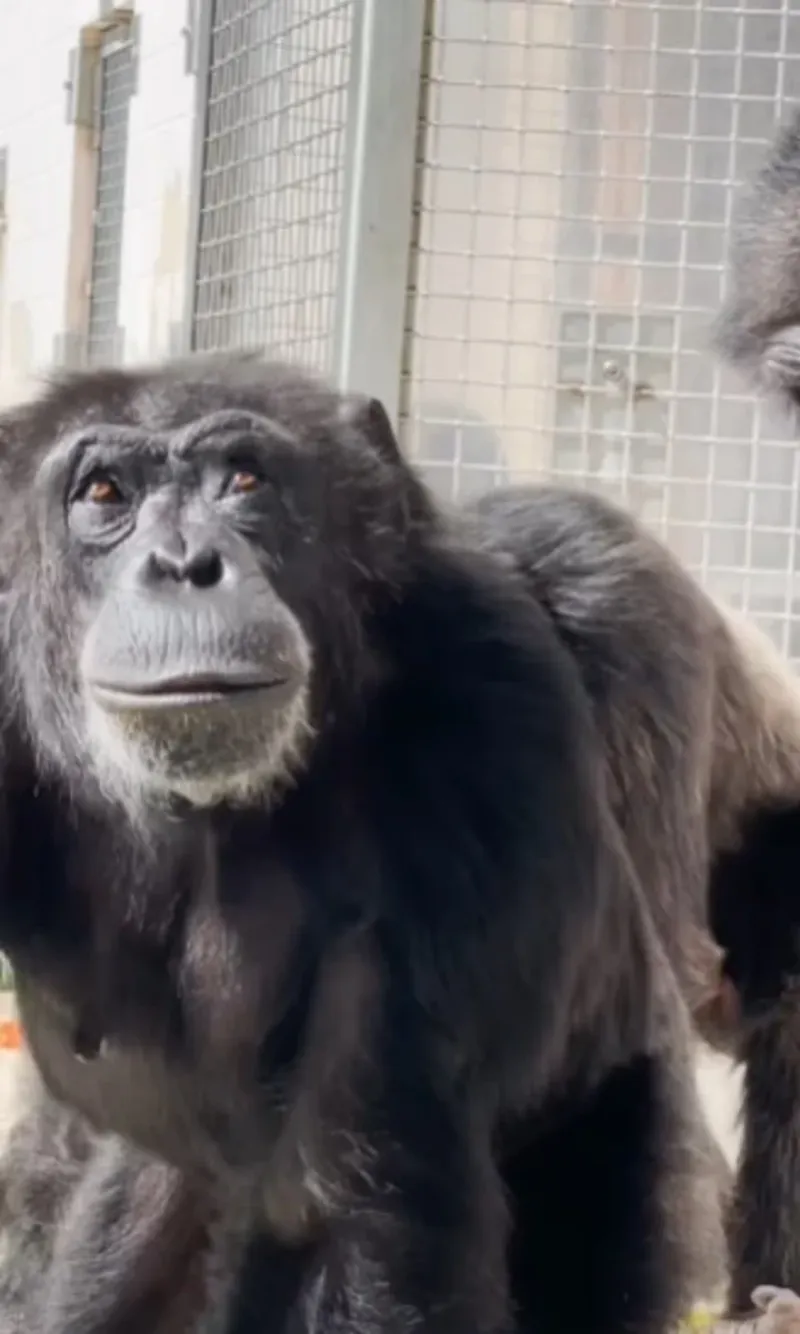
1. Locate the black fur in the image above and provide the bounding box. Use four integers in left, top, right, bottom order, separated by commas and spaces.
716, 106, 800, 402
471, 482, 800, 1314
710, 105, 800, 1307
0, 1061, 96, 1332
709, 805, 800, 1306
0, 355, 709, 1333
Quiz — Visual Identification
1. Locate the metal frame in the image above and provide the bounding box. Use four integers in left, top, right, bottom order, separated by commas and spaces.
84, 27, 137, 366
332, 0, 427, 426
181, 0, 213, 354
182, 0, 425, 400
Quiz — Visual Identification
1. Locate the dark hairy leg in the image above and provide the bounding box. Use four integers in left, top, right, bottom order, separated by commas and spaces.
728, 1013, 800, 1313
505, 1052, 701, 1334
710, 804, 800, 1313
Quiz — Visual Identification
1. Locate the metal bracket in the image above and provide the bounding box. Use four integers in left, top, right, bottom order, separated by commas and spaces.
97, 1, 134, 26
64, 5, 138, 127
64, 44, 96, 128
127, 14, 142, 95
182, 0, 203, 76
0, 148, 9, 227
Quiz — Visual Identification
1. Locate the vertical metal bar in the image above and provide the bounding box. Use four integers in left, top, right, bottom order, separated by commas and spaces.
181, 0, 214, 354
86, 39, 135, 365
332, 0, 427, 428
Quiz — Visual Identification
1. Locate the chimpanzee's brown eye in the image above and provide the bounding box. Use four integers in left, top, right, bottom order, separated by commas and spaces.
84, 474, 123, 506
227, 470, 260, 495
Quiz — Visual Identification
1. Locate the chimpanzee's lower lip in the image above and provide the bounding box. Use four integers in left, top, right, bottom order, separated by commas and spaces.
90, 675, 288, 709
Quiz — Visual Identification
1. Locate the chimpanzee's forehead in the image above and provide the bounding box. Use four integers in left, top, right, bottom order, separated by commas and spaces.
124, 376, 314, 433
11, 359, 350, 494
37, 407, 300, 488
73, 408, 296, 454
55, 376, 322, 435
24, 356, 341, 444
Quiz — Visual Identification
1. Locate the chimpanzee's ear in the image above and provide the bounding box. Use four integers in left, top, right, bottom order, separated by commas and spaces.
338, 394, 403, 466
762, 324, 800, 396
714, 307, 800, 408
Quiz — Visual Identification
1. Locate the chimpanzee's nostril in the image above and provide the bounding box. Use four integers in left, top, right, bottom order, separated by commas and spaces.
186, 548, 223, 590
139, 542, 225, 589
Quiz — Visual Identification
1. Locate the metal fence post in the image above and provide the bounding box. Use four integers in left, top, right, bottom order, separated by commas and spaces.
181, 0, 213, 354
332, 0, 427, 429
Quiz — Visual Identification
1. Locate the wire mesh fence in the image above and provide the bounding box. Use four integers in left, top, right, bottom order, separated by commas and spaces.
401, 0, 800, 663
86, 37, 136, 367
191, 0, 354, 371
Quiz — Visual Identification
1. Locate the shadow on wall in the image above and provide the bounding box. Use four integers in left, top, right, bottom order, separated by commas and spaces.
407, 400, 509, 503
0, 300, 33, 406
147, 173, 188, 362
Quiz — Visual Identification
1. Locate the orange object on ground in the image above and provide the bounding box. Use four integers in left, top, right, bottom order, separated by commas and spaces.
0, 1020, 21, 1049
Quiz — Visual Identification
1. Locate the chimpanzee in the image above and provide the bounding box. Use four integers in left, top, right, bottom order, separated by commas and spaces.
0, 354, 718, 1333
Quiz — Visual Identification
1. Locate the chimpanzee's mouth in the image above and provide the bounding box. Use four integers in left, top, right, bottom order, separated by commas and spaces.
89, 672, 289, 710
